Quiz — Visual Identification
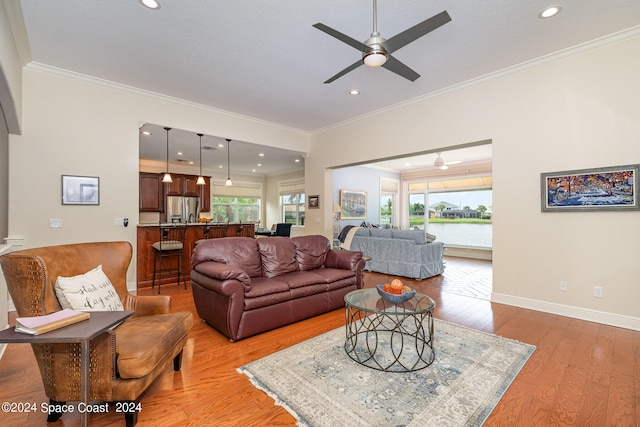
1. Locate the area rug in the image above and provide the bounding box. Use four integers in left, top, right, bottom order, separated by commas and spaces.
238, 319, 535, 427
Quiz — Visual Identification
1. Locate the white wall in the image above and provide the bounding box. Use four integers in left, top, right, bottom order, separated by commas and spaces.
308, 33, 640, 327
8, 65, 310, 285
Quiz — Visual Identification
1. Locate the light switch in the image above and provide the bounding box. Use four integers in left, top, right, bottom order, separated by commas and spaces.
50, 218, 62, 228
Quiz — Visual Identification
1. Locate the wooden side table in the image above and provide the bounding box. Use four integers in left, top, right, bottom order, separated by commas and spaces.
0, 311, 133, 427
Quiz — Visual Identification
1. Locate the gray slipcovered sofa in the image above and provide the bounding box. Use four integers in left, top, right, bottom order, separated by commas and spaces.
346, 228, 444, 280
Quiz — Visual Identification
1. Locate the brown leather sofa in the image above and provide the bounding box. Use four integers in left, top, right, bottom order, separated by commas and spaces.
190, 235, 365, 341
0, 242, 193, 426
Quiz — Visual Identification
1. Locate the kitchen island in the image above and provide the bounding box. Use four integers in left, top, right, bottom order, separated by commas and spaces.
136, 222, 255, 289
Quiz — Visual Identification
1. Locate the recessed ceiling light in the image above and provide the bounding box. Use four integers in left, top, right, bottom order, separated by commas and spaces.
218, 165, 223, 169
141, 130, 151, 136
140, 0, 161, 9
177, 152, 183, 156
349, 89, 360, 95
295, 159, 300, 163
252, 169, 256, 173
539, 6, 562, 18
259, 153, 265, 157
218, 143, 224, 148
257, 163, 262, 167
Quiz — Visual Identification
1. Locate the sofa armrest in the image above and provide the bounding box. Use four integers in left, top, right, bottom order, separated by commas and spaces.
123, 294, 172, 316
192, 261, 251, 290
419, 241, 445, 262
325, 249, 364, 272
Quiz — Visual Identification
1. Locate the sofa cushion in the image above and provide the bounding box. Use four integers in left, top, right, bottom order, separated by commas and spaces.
310, 267, 355, 284
55, 265, 125, 312
369, 228, 392, 238
354, 228, 370, 237
244, 277, 291, 310
191, 237, 262, 277
392, 230, 427, 244
257, 238, 298, 278
277, 270, 326, 289
245, 276, 290, 298
115, 311, 193, 379
292, 235, 330, 271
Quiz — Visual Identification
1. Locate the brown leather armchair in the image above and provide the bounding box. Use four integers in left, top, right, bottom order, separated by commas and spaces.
0, 241, 193, 426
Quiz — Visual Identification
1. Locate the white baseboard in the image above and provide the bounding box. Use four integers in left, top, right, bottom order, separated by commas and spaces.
492, 292, 640, 331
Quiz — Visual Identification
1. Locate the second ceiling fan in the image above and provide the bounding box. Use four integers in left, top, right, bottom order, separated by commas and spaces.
313, 0, 451, 83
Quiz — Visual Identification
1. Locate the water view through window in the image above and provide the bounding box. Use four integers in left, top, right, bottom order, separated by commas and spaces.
410, 189, 492, 249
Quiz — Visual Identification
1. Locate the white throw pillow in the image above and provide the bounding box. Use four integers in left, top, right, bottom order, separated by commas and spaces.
55, 265, 124, 311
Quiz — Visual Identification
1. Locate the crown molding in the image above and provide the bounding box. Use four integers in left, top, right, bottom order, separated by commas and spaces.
23, 62, 310, 137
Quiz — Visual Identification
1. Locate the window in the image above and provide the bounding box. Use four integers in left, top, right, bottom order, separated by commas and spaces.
211, 181, 262, 223
212, 197, 261, 223
380, 194, 393, 225
281, 194, 305, 225
379, 177, 399, 227
278, 178, 305, 226
407, 176, 492, 248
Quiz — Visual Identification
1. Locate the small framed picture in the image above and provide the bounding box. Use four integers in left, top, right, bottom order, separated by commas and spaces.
62, 175, 100, 205
308, 195, 320, 209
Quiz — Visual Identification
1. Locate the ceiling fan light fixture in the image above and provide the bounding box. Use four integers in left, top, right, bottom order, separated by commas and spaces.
434, 153, 445, 168
363, 49, 388, 67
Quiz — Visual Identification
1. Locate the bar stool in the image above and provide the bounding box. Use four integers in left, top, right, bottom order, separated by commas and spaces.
195, 221, 228, 245
152, 224, 187, 293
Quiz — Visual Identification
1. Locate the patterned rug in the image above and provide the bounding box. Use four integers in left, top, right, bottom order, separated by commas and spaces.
238, 319, 535, 426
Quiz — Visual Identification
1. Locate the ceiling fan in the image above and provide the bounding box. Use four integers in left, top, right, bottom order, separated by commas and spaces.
313, 0, 451, 83
434, 153, 461, 170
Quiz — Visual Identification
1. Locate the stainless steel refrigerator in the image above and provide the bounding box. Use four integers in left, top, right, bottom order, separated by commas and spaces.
166, 196, 200, 223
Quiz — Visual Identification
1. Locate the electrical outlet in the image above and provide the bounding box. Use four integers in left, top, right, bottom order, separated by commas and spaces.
594, 286, 603, 298
49, 218, 62, 228
114, 218, 124, 227
559, 281, 568, 291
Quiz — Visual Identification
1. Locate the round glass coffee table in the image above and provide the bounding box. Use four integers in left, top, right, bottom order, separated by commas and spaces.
344, 288, 435, 372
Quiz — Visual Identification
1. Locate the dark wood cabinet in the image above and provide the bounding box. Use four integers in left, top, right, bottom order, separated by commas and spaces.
140, 173, 211, 214
199, 177, 211, 212
139, 172, 164, 212
164, 175, 185, 196
184, 176, 200, 197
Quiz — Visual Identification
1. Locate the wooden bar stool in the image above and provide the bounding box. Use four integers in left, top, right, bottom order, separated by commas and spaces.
152, 224, 187, 293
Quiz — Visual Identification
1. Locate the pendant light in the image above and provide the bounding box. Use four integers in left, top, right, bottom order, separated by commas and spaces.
162, 127, 173, 183
196, 133, 206, 185
225, 138, 233, 187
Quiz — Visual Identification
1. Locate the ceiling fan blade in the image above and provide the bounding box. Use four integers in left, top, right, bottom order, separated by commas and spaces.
313, 23, 369, 52
383, 10, 451, 53
382, 55, 420, 81
324, 60, 363, 84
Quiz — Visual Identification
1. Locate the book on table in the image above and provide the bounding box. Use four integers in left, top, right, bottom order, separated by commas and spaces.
15, 309, 90, 335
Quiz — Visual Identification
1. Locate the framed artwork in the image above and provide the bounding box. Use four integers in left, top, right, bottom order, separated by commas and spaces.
62, 175, 100, 205
340, 190, 367, 219
308, 195, 319, 209
541, 164, 638, 212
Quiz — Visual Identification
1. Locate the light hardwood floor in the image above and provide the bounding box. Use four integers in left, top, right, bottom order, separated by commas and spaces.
0, 257, 638, 426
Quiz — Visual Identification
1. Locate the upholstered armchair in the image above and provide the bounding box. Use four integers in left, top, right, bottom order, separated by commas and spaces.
0, 241, 193, 426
